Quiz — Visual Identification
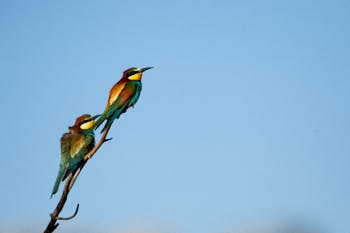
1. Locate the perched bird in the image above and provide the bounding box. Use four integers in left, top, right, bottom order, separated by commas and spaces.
51, 114, 100, 198
94, 67, 153, 132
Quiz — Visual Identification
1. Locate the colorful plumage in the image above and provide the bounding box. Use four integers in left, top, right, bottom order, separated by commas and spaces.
94, 67, 153, 132
51, 114, 100, 198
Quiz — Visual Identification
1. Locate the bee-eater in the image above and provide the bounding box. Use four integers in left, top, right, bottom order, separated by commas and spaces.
51, 114, 100, 198
94, 67, 153, 132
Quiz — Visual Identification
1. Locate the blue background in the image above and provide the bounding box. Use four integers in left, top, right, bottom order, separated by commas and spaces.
1, 0, 349, 232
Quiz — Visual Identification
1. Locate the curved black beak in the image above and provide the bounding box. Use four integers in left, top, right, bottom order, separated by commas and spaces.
80, 114, 101, 125
91, 114, 101, 120
141, 67, 153, 72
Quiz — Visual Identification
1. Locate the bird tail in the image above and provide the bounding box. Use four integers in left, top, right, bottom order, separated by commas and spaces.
100, 119, 113, 133
93, 113, 107, 131
51, 164, 67, 198
99, 106, 127, 133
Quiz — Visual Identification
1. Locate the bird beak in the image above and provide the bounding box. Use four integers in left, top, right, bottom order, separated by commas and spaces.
90, 114, 101, 120
140, 67, 153, 72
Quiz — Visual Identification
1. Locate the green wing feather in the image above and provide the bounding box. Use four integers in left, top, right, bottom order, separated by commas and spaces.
51, 131, 95, 197
64, 134, 94, 179
51, 133, 72, 198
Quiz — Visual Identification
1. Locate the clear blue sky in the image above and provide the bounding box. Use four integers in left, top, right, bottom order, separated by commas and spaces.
0, 1, 349, 233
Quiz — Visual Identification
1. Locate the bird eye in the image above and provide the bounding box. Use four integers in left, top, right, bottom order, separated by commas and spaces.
128, 71, 137, 77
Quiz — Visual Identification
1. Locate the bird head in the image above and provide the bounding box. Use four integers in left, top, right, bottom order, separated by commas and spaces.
74, 114, 101, 130
123, 67, 153, 81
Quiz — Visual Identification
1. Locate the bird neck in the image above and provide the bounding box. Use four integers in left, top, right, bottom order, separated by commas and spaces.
69, 126, 82, 134
129, 80, 142, 85
69, 126, 93, 137
82, 128, 94, 137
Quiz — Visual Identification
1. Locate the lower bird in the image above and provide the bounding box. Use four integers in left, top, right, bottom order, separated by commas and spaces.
94, 67, 153, 132
51, 114, 100, 198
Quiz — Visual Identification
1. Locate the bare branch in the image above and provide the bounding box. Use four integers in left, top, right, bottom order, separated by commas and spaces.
44, 125, 112, 233
69, 125, 111, 191
104, 137, 113, 142
85, 125, 112, 160
56, 204, 79, 220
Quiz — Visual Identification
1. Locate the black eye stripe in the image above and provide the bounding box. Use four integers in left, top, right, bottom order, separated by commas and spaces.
128, 71, 138, 77
80, 119, 91, 125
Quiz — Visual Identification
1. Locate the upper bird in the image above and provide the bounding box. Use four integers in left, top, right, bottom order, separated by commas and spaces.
94, 67, 153, 132
51, 114, 100, 198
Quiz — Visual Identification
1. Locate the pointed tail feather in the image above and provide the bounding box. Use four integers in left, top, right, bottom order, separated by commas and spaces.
94, 114, 107, 130
100, 105, 131, 133
51, 164, 67, 198
99, 106, 129, 133
100, 119, 112, 133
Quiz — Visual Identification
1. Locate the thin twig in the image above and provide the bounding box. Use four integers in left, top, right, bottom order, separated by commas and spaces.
44, 173, 74, 233
44, 125, 112, 233
56, 204, 80, 220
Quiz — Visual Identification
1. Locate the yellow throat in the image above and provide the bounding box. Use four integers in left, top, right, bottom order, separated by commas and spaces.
80, 120, 95, 130
128, 72, 142, 81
